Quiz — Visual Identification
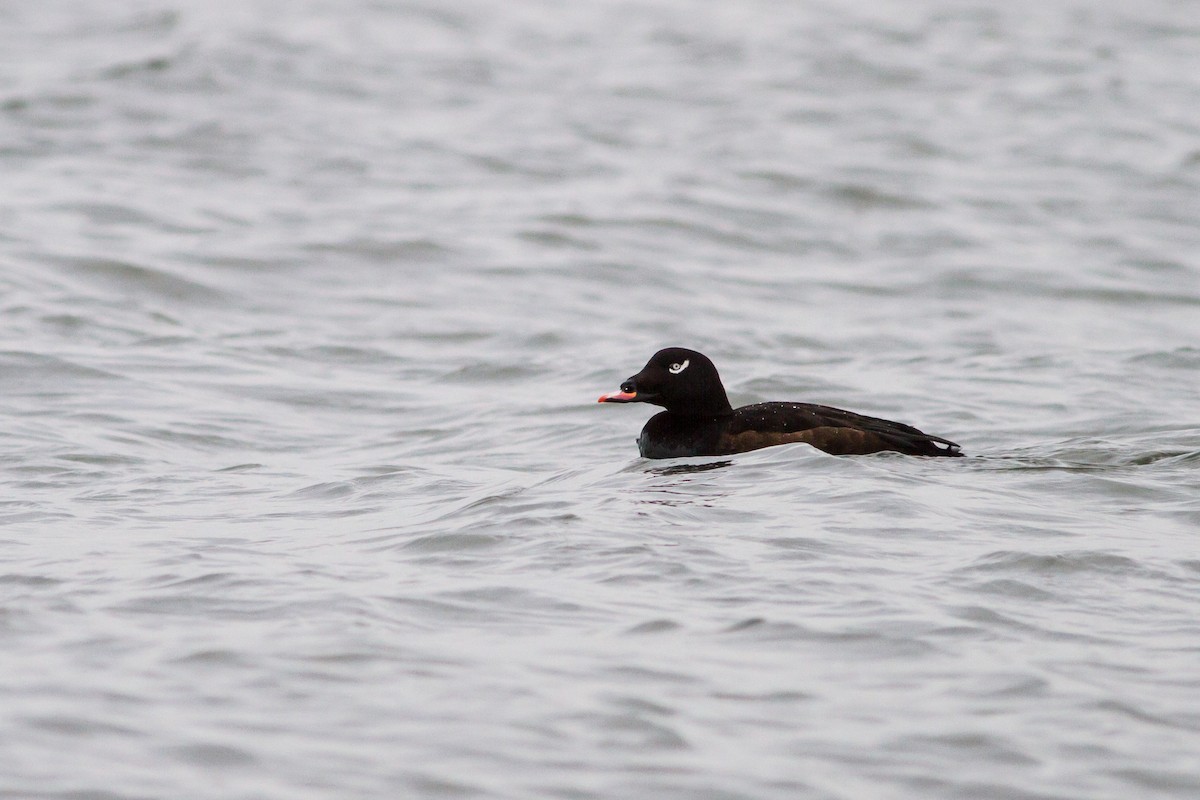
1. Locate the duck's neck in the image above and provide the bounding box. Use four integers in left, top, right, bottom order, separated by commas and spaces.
668, 384, 734, 418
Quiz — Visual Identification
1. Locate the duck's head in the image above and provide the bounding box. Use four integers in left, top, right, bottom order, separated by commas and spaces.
598, 347, 733, 417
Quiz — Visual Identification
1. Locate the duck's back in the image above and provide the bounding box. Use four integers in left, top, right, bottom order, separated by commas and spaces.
636, 402, 962, 458
721, 402, 962, 457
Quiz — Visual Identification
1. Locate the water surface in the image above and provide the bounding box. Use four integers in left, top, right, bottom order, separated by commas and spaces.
2, 1, 1199, 798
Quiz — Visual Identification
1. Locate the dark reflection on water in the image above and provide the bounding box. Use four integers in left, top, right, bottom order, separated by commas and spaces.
967, 435, 1200, 471
647, 460, 734, 476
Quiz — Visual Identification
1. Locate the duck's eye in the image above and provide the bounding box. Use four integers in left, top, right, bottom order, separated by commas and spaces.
668, 360, 689, 375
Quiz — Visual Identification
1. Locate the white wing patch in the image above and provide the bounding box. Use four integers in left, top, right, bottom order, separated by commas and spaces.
668, 360, 689, 374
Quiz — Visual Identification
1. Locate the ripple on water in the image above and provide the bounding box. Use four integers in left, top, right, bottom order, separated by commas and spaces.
47, 255, 231, 305
0, 352, 125, 393
162, 742, 257, 769
965, 550, 1143, 576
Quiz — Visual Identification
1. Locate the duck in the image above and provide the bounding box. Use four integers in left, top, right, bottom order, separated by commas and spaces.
598, 347, 962, 458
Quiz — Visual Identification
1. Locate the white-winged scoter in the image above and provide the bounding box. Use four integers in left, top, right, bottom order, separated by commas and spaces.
598, 347, 962, 458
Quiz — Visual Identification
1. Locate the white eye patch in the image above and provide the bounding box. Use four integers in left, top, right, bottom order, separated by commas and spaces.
668, 360, 689, 374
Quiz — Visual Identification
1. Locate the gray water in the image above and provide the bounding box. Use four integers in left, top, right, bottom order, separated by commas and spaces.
3, 1, 1200, 798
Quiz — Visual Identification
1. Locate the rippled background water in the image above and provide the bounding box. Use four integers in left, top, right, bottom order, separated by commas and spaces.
2, 1, 1199, 798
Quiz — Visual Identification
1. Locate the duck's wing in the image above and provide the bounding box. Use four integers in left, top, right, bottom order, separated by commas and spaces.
722, 402, 963, 457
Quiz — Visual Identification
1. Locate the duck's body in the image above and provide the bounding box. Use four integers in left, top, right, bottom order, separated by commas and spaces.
636, 401, 960, 458
599, 348, 962, 459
